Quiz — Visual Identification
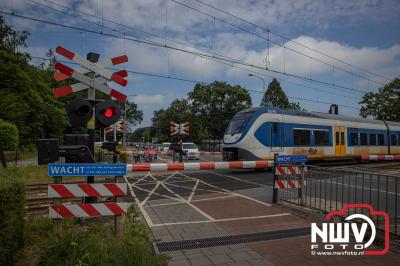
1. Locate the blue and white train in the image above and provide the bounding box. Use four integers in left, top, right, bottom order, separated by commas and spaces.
222, 107, 400, 161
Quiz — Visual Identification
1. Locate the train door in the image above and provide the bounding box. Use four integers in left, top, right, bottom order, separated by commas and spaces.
270, 122, 283, 152
334, 126, 346, 156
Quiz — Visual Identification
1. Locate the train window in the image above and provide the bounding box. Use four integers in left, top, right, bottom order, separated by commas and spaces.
378, 134, 384, 145
294, 129, 310, 146
335, 132, 339, 145
225, 111, 254, 135
273, 122, 279, 133
391, 135, 398, 146
369, 134, 376, 145
350, 133, 358, 145
315, 130, 329, 145
360, 133, 368, 145
341, 132, 345, 145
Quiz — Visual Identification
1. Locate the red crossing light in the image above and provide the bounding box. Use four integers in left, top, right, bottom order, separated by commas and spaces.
104, 108, 114, 118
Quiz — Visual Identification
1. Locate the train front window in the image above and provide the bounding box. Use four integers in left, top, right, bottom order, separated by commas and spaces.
226, 111, 254, 135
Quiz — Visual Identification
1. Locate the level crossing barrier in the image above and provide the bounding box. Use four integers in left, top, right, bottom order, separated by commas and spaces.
361, 155, 400, 161
126, 160, 273, 172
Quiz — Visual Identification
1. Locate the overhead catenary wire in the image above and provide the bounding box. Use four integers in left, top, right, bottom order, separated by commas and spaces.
25, 0, 370, 98
191, 0, 394, 83
31, 55, 360, 110
170, 0, 387, 87
0, 9, 371, 98
21, 0, 362, 99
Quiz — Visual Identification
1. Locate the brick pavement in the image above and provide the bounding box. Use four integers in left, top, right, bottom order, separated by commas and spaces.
128, 174, 400, 265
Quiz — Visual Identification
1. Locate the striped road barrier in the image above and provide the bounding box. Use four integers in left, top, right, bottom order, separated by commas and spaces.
275, 179, 305, 189
275, 166, 307, 176
126, 160, 273, 172
49, 202, 131, 218
361, 155, 400, 161
48, 183, 127, 198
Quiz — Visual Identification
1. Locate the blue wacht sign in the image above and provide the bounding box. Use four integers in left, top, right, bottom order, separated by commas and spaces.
275, 155, 307, 164
48, 163, 126, 176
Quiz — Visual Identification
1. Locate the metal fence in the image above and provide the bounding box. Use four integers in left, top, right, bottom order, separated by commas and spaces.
279, 166, 400, 237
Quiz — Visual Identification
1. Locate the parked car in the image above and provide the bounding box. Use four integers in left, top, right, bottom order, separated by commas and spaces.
182, 142, 200, 160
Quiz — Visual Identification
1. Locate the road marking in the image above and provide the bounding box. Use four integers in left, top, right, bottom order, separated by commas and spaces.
191, 195, 237, 202
177, 172, 272, 207
140, 181, 161, 207
150, 213, 291, 227
188, 180, 199, 202
207, 170, 269, 187
148, 173, 216, 222
133, 173, 150, 185
309, 180, 400, 196
132, 184, 181, 202
123, 176, 153, 227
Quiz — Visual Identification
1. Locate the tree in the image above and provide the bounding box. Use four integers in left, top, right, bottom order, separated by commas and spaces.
262, 78, 289, 107
188, 81, 252, 139
262, 78, 306, 111
0, 16, 29, 52
360, 78, 400, 121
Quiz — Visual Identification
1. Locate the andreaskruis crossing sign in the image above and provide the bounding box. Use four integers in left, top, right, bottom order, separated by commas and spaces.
52, 46, 128, 102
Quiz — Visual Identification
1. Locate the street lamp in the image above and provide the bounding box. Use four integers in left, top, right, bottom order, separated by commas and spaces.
122, 94, 137, 146
248, 74, 266, 106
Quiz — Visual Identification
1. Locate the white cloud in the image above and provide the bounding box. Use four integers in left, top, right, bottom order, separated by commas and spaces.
134, 94, 165, 105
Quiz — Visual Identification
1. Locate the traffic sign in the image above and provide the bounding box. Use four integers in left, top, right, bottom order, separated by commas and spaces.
48, 163, 127, 176
52, 46, 127, 102
275, 155, 307, 164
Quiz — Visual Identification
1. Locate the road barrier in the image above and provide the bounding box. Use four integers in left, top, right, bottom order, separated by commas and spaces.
275, 179, 304, 189
126, 160, 273, 172
275, 166, 307, 176
361, 155, 400, 161
48, 183, 127, 198
49, 202, 131, 218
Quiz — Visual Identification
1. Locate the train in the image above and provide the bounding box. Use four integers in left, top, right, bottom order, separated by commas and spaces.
222, 107, 400, 161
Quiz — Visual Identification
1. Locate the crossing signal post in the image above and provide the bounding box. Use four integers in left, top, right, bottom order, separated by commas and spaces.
170, 121, 190, 162
51, 46, 128, 208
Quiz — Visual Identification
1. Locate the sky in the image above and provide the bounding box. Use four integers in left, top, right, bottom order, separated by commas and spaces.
1, 0, 400, 129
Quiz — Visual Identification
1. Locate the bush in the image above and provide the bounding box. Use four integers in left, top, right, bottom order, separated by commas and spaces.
0, 174, 25, 266
0, 119, 19, 151
37, 207, 166, 266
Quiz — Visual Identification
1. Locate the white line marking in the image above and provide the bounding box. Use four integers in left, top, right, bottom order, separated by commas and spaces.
132, 184, 182, 203
326, 181, 400, 196
144, 201, 186, 208
208, 170, 268, 187
133, 173, 150, 185
140, 181, 161, 207
188, 180, 199, 202
191, 195, 237, 202
150, 174, 216, 222
165, 182, 230, 195
123, 176, 154, 227
177, 172, 272, 207
150, 213, 291, 227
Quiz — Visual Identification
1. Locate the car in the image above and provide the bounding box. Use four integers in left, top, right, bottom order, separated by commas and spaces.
162, 142, 171, 152
181, 142, 200, 160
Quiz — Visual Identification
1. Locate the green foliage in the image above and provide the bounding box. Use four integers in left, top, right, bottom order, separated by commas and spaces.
359, 78, 400, 121
287, 102, 307, 111
0, 16, 29, 52
0, 173, 26, 266
37, 207, 166, 266
0, 119, 18, 150
0, 48, 69, 146
152, 81, 252, 142
262, 78, 289, 107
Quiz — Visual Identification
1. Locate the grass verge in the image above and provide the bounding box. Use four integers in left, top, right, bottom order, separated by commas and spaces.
16, 207, 166, 266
